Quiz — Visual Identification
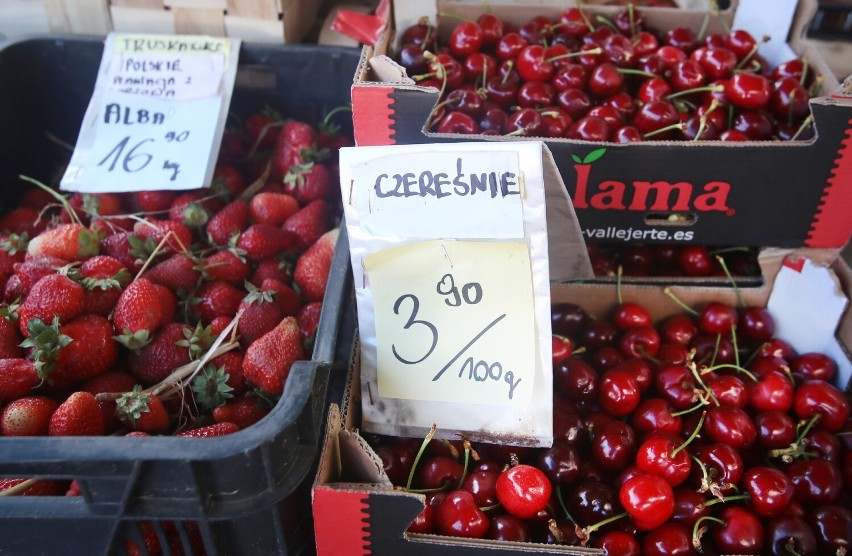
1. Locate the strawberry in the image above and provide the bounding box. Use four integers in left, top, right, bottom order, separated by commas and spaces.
210, 350, 246, 396
128, 322, 192, 385
176, 321, 216, 361
242, 316, 305, 395
206, 199, 248, 246
132, 219, 193, 257
270, 120, 317, 181
212, 163, 246, 198
0, 315, 23, 359
19, 316, 70, 385
79, 255, 131, 316
65, 192, 124, 224
55, 314, 119, 383
202, 249, 249, 286
145, 253, 200, 292
191, 362, 235, 411
317, 106, 353, 162
176, 421, 239, 437
237, 282, 283, 349
293, 228, 339, 303
282, 199, 332, 250
283, 162, 335, 205
0, 478, 65, 496
134, 190, 177, 214
0, 358, 39, 402
100, 232, 143, 273
220, 129, 249, 159
90, 215, 136, 238
236, 224, 299, 262
0, 233, 28, 279
250, 257, 292, 287
262, 278, 301, 317
298, 301, 323, 347
116, 385, 170, 433
249, 192, 299, 226
18, 273, 85, 336
193, 281, 244, 325
113, 277, 166, 349
82, 371, 139, 433
10, 255, 65, 296
169, 191, 223, 229
48, 391, 105, 436
19, 186, 56, 211
258, 180, 286, 195
246, 107, 282, 149
153, 284, 177, 328
1, 395, 58, 436
27, 222, 100, 261
0, 207, 43, 236
212, 394, 271, 429
66, 480, 81, 496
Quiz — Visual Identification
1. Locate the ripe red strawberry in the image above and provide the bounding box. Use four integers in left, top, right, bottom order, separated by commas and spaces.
79, 255, 131, 316
0, 316, 23, 359
258, 180, 286, 195
242, 316, 305, 395
282, 199, 332, 249
113, 277, 166, 349
190, 362, 235, 411
212, 163, 246, 197
128, 322, 192, 385
270, 120, 318, 181
1, 395, 58, 436
298, 301, 323, 347
65, 192, 124, 224
116, 386, 170, 433
293, 228, 339, 303
194, 280, 244, 324
18, 273, 85, 336
249, 192, 299, 226
100, 232, 143, 273
82, 370, 139, 433
250, 257, 292, 287
262, 277, 301, 317
283, 162, 335, 205
48, 391, 105, 436
236, 224, 299, 261
132, 219, 193, 256
55, 314, 119, 384
153, 284, 177, 328
237, 282, 283, 349
19, 187, 56, 211
202, 249, 250, 286
206, 199, 248, 246
209, 316, 233, 337
212, 394, 271, 429
0, 358, 39, 402
209, 350, 246, 396
134, 190, 177, 214
145, 252, 200, 291
9, 255, 66, 297
169, 191, 223, 229
246, 107, 282, 149
27, 222, 100, 261
0, 233, 28, 280
176, 421, 240, 437
0, 207, 43, 236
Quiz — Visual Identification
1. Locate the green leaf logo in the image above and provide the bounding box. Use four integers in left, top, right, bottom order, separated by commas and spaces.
571, 154, 582, 164
583, 148, 607, 164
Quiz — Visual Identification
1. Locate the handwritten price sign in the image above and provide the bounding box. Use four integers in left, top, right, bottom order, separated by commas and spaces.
367, 240, 535, 405
61, 34, 240, 193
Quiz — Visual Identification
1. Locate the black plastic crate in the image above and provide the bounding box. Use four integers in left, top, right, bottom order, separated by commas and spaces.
0, 37, 360, 555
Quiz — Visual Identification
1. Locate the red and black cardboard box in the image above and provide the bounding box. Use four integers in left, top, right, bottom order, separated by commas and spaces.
350, 0, 852, 249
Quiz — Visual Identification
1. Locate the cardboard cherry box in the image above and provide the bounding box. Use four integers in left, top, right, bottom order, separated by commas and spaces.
350, 0, 852, 249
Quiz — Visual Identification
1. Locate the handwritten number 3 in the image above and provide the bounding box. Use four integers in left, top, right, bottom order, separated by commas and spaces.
391, 294, 438, 365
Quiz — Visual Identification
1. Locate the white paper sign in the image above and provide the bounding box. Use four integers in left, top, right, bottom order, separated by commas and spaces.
340, 141, 554, 447
60, 33, 240, 193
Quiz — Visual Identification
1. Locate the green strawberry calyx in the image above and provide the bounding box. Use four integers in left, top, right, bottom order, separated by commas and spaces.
19, 316, 72, 383
191, 364, 234, 412
115, 385, 153, 425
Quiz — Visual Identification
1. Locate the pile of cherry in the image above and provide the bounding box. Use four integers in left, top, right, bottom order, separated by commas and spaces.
395, 5, 820, 141
588, 242, 760, 277
367, 297, 851, 555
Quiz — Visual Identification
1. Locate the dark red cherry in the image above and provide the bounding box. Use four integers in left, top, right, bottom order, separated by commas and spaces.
633, 100, 679, 137
808, 505, 852, 554
551, 302, 588, 336
505, 108, 543, 136
583, 319, 619, 349
664, 27, 696, 52
682, 115, 718, 141
407, 502, 434, 533
695, 46, 737, 79
588, 62, 624, 97
642, 521, 694, 556
613, 125, 642, 143
705, 406, 757, 449
476, 13, 505, 48
595, 530, 641, 556
603, 91, 636, 122
417, 455, 464, 490
551, 63, 587, 91
462, 467, 500, 508
436, 489, 490, 538
517, 81, 555, 108
787, 459, 843, 507
756, 338, 798, 360
771, 76, 810, 120
462, 52, 497, 84
495, 464, 552, 519
744, 466, 795, 518
692, 442, 744, 495
401, 20, 436, 50
484, 76, 518, 108
805, 428, 842, 464
635, 433, 692, 487
598, 369, 640, 417
398, 44, 429, 75
637, 53, 668, 75
711, 506, 765, 554
707, 374, 747, 408
697, 301, 737, 335
677, 245, 713, 276
670, 59, 706, 92
557, 7, 592, 37
554, 356, 597, 403
619, 326, 660, 359
568, 115, 611, 141
587, 105, 622, 131
537, 441, 580, 486
567, 481, 620, 528
738, 306, 776, 343
540, 107, 573, 138
479, 107, 507, 134
556, 88, 592, 120
620, 474, 675, 531
671, 488, 710, 528
436, 111, 479, 135
638, 76, 673, 104
765, 515, 818, 556
632, 398, 683, 437
747, 371, 794, 413
690, 333, 736, 366
793, 380, 850, 432
660, 314, 698, 346
656, 343, 690, 366
732, 109, 774, 140
755, 410, 796, 449
601, 33, 636, 68
791, 352, 836, 382
487, 514, 530, 542
632, 31, 658, 57
592, 420, 638, 472
610, 358, 652, 393
654, 364, 698, 411
591, 346, 626, 373
495, 32, 528, 61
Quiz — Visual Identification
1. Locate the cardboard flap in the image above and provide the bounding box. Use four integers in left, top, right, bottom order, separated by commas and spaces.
542, 144, 594, 282
369, 55, 415, 85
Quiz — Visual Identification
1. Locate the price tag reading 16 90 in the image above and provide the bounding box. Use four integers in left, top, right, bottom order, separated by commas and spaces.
366, 240, 536, 406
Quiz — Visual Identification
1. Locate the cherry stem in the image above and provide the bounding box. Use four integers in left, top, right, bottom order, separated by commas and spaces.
735, 36, 770, 70
501, 61, 514, 85
406, 424, 437, 492
616, 265, 624, 305
479, 502, 501, 512
575, 0, 595, 32
671, 410, 706, 458
667, 85, 724, 101
546, 48, 601, 63
457, 440, 472, 490
790, 114, 814, 142
437, 11, 470, 23
0, 478, 37, 497
617, 67, 656, 78
556, 486, 577, 524
730, 325, 742, 370
692, 515, 727, 548
688, 363, 720, 406
582, 511, 628, 539
787, 89, 797, 126
643, 122, 685, 138
595, 15, 618, 32
800, 57, 810, 86
715, 255, 745, 309
481, 63, 488, 90
664, 287, 700, 316
672, 395, 712, 417
697, 9, 711, 42
808, 74, 823, 97
628, 3, 637, 37
693, 116, 708, 142
700, 493, 750, 509
711, 1, 731, 35
702, 362, 758, 383
321, 105, 352, 127
785, 539, 803, 556
504, 128, 528, 137
637, 346, 660, 365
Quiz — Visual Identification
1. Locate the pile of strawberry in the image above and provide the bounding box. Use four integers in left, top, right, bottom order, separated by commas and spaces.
396, 4, 820, 141
365, 295, 851, 554
0, 107, 350, 485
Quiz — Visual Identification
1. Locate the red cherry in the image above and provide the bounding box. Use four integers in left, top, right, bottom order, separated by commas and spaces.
595, 530, 641, 556
477, 13, 505, 48
633, 100, 679, 137
602, 91, 636, 122
747, 371, 794, 413
540, 107, 573, 138
670, 59, 706, 92
588, 63, 624, 97
642, 521, 694, 556
771, 76, 810, 120
791, 352, 836, 382
407, 502, 434, 533
551, 64, 587, 91
592, 420, 638, 472
557, 7, 592, 36
726, 73, 772, 109
568, 115, 611, 141
484, 76, 519, 108
537, 442, 580, 487
660, 314, 698, 346
556, 88, 592, 120
755, 410, 796, 449
504, 108, 543, 136
711, 506, 765, 554
738, 306, 776, 343
598, 369, 640, 417
697, 301, 737, 335
517, 81, 555, 109
436, 489, 490, 538
793, 380, 850, 431
613, 125, 642, 143
552, 334, 574, 365
705, 406, 757, 449
664, 27, 696, 52
733, 109, 774, 140
636, 433, 692, 487
449, 21, 483, 58
707, 374, 747, 408
495, 464, 552, 519
435, 111, 479, 134
486, 514, 529, 542
726, 29, 758, 60
462, 466, 500, 508
620, 474, 674, 531
610, 358, 652, 393
638, 76, 673, 104
417, 455, 464, 490
613, 302, 652, 330
619, 326, 660, 358
632, 398, 683, 437
744, 466, 795, 518
691, 442, 743, 495
462, 52, 497, 84
787, 459, 843, 506
694, 46, 737, 79
654, 364, 698, 410
677, 245, 713, 276
495, 32, 528, 61
671, 488, 710, 528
